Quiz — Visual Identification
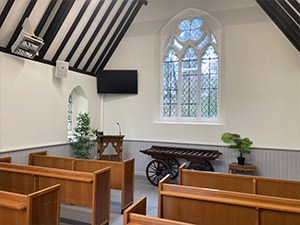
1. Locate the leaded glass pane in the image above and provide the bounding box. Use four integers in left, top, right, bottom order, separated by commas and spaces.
191, 29, 202, 41
166, 37, 170, 48
197, 34, 209, 50
179, 19, 190, 30
200, 45, 218, 118
211, 33, 217, 44
178, 18, 202, 42
178, 31, 190, 42
173, 38, 183, 51
191, 18, 203, 29
181, 47, 198, 117
163, 49, 179, 117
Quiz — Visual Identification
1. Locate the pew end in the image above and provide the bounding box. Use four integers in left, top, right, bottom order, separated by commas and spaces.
124, 196, 147, 224
178, 163, 187, 185
124, 196, 193, 225
0, 183, 60, 225
28, 151, 48, 165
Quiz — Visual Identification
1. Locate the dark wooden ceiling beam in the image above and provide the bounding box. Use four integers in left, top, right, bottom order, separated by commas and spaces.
83, 0, 128, 71
0, 0, 15, 28
96, 0, 148, 72
38, 0, 75, 59
91, 0, 138, 73
74, 0, 117, 68
52, 0, 91, 62
0, 46, 95, 76
6, 0, 37, 50
277, 0, 299, 25
34, 0, 57, 36
65, 0, 105, 62
256, 0, 299, 52
287, 0, 300, 13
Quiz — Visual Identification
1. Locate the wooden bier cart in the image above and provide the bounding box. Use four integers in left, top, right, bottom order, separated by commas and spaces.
140, 145, 222, 186
97, 135, 125, 161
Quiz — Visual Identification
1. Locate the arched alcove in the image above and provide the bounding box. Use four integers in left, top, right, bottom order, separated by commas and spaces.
67, 86, 88, 137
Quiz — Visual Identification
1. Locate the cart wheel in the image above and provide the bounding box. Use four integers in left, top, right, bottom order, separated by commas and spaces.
164, 158, 180, 179
187, 160, 214, 172
146, 159, 170, 186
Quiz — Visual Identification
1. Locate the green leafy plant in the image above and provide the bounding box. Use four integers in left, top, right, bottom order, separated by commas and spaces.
69, 112, 98, 159
221, 132, 253, 157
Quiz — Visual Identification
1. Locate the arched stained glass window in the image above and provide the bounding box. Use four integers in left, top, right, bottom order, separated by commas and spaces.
163, 49, 179, 117
161, 17, 220, 121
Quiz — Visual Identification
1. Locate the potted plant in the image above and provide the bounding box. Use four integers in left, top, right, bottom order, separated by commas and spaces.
69, 112, 98, 159
221, 132, 253, 165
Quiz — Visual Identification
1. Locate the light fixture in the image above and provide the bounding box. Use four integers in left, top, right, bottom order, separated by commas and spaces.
11, 18, 44, 59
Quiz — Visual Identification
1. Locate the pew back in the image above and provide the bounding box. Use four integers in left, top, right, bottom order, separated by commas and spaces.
179, 163, 300, 199
29, 151, 74, 170
29, 152, 134, 211
159, 175, 300, 225
0, 162, 110, 225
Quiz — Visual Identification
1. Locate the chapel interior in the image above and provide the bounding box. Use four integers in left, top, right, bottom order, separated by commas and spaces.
0, 0, 299, 225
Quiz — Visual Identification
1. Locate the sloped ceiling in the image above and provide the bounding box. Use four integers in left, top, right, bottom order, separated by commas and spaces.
256, 0, 299, 52
0, 0, 148, 76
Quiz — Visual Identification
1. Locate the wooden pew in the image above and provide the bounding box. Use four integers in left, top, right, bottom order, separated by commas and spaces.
178, 163, 300, 199
124, 196, 192, 225
29, 151, 134, 212
159, 175, 300, 225
0, 184, 60, 225
0, 162, 110, 225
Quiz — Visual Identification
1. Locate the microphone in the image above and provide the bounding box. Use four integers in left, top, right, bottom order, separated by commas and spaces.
117, 122, 121, 135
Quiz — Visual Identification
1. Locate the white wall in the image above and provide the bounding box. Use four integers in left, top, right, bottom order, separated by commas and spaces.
104, 2, 300, 150
0, 52, 102, 152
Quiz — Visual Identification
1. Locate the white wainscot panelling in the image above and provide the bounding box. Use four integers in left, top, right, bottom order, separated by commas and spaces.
1, 141, 299, 181
123, 140, 300, 180
0, 143, 73, 164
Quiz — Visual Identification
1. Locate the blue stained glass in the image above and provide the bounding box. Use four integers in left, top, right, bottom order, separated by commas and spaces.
164, 49, 178, 62
183, 47, 197, 61
202, 45, 218, 59
173, 38, 183, 51
191, 18, 203, 29
179, 19, 190, 30
166, 37, 170, 48
178, 31, 190, 42
211, 33, 217, 44
191, 29, 202, 41
197, 35, 209, 50
178, 18, 202, 42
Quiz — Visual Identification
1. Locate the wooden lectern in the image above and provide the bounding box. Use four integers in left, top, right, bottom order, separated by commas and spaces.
97, 135, 125, 161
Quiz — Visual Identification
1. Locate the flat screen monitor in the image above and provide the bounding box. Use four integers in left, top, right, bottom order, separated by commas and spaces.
97, 70, 138, 94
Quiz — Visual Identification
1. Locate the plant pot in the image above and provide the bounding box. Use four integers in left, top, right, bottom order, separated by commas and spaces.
237, 156, 245, 165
